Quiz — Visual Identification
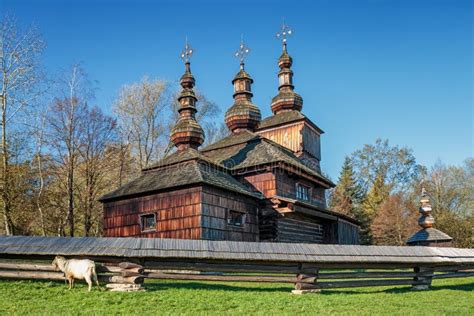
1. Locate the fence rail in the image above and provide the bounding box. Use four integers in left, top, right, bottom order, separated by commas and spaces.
0, 236, 473, 293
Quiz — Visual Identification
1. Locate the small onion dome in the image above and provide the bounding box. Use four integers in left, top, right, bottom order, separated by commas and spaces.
271, 91, 303, 114
232, 68, 253, 85
170, 117, 204, 150
225, 64, 261, 133
278, 49, 293, 70
225, 101, 261, 133
271, 43, 303, 114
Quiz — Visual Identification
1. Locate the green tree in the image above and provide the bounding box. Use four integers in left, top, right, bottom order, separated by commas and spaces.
330, 156, 362, 218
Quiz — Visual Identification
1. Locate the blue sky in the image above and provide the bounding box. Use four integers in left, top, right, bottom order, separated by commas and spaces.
3, 0, 473, 179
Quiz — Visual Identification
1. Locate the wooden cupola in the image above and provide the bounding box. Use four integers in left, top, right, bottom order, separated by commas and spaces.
170, 40, 205, 150
407, 188, 453, 246
271, 37, 303, 114
225, 39, 261, 133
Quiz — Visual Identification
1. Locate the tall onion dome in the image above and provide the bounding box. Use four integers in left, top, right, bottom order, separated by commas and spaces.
407, 187, 453, 246
170, 40, 205, 150
225, 38, 261, 133
271, 23, 303, 114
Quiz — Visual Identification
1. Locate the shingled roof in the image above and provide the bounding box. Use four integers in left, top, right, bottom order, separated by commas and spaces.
99, 149, 261, 202
257, 110, 324, 134
201, 131, 334, 187
407, 228, 453, 244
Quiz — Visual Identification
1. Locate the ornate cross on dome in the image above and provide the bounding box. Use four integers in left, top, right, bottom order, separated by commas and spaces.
234, 35, 251, 65
276, 20, 293, 45
180, 37, 194, 63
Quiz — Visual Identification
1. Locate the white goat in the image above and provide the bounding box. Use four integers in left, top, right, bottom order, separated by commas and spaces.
52, 256, 99, 291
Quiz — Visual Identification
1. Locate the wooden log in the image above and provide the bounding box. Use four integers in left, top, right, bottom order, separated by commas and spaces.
107, 283, 145, 292
412, 267, 434, 291
0, 270, 64, 281
121, 270, 143, 277
295, 282, 319, 290
296, 276, 317, 283
317, 271, 425, 279
105, 283, 143, 289
432, 272, 474, 279
316, 279, 424, 289
0, 262, 56, 272
296, 273, 318, 280
99, 275, 144, 284
145, 272, 297, 283
145, 261, 302, 273
119, 262, 143, 270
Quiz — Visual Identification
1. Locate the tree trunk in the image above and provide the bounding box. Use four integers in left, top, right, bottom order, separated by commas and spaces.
1, 93, 13, 235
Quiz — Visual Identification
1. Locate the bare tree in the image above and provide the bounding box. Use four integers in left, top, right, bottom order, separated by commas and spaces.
113, 76, 168, 171
76, 106, 116, 236
47, 64, 92, 236
0, 15, 45, 235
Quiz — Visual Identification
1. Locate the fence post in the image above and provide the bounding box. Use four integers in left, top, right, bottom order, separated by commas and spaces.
412, 267, 434, 290
103, 262, 145, 292
292, 269, 320, 294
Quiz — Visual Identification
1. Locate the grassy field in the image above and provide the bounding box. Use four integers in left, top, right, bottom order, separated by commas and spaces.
0, 277, 473, 315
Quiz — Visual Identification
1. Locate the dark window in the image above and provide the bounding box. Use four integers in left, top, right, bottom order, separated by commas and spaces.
296, 183, 310, 201
140, 213, 156, 232
227, 210, 245, 227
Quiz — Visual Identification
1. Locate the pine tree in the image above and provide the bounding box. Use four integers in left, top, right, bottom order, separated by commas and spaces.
330, 157, 362, 218
360, 172, 390, 244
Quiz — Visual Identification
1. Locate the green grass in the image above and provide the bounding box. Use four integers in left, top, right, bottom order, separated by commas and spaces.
0, 278, 473, 315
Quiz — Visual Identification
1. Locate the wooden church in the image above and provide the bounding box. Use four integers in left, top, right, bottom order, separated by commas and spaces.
99, 26, 360, 244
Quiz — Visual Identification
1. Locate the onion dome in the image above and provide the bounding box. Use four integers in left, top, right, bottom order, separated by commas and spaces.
407, 188, 453, 246
225, 39, 261, 133
271, 23, 303, 114
170, 41, 205, 150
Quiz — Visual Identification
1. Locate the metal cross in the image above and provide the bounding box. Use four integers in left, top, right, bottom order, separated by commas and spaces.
180, 37, 194, 63
276, 20, 293, 44
234, 35, 251, 64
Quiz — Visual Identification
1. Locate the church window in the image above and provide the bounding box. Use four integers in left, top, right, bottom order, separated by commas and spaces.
296, 183, 310, 201
227, 210, 245, 227
140, 213, 156, 232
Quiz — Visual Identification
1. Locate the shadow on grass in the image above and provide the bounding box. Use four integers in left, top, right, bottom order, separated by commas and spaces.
145, 281, 292, 293
144, 279, 474, 295
315, 282, 474, 295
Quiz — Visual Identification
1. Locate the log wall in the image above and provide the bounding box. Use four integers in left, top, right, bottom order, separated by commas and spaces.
277, 213, 325, 243
201, 186, 259, 242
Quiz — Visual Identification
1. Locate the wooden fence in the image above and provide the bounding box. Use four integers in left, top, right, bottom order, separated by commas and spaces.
0, 236, 473, 293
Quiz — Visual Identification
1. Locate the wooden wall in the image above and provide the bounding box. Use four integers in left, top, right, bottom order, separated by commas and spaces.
103, 185, 259, 242
257, 121, 321, 161
274, 172, 326, 207
103, 187, 202, 239
201, 186, 259, 242
301, 124, 321, 160
241, 172, 277, 197
337, 219, 360, 245
257, 122, 304, 154
277, 213, 325, 243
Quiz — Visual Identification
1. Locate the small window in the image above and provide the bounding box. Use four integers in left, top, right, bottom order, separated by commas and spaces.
227, 210, 245, 227
296, 184, 310, 201
140, 213, 156, 232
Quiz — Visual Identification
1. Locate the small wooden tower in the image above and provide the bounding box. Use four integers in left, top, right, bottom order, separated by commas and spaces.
224, 38, 261, 133
406, 188, 452, 247
170, 40, 205, 151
